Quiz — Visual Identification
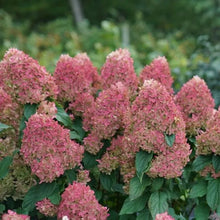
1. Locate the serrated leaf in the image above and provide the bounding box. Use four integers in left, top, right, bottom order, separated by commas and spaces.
207, 179, 220, 210
72, 117, 85, 139
24, 103, 38, 120
55, 105, 73, 129
192, 155, 212, 172
212, 155, 220, 173
65, 169, 77, 184
148, 191, 168, 219
164, 134, 175, 147
82, 152, 97, 169
119, 194, 148, 215
0, 204, 5, 214
137, 208, 152, 220
0, 122, 11, 132
129, 175, 151, 200
194, 203, 210, 220
152, 178, 164, 192
22, 182, 57, 212
70, 130, 82, 141
48, 187, 61, 205
100, 172, 116, 192
135, 150, 153, 182
0, 156, 13, 179
189, 180, 207, 198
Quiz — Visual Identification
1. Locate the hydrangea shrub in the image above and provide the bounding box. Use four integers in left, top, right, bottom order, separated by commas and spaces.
0, 48, 219, 219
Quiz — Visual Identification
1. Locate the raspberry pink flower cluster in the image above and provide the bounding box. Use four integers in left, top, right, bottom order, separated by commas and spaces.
155, 212, 175, 220
21, 113, 84, 182
175, 76, 215, 135
36, 198, 58, 217
83, 82, 130, 154
57, 182, 109, 220
2, 210, 30, 220
101, 48, 138, 93
139, 56, 174, 94
196, 107, 220, 155
0, 48, 57, 104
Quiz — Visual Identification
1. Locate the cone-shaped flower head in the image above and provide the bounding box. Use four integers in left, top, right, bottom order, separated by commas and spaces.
2, 210, 30, 220
36, 198, 58, 217
175, 76, 215, 135
155, 212, 175, 220
57, 182, 109, 220
196, 107, 220, 155
21, 113, 84, 182
0, 48, 58, 104
124, 79, 190, 178
139, 56, 173, 94
83, 82, 130, 154
101, 48, 138, 93
54, 53, 101, 102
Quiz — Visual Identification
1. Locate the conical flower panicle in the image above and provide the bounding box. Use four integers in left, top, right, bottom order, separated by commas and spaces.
196, 107, 220, 155
175, 76, 215, 135
101, 48, 138, 94
84, 82, 130, 154
139, 56, 174, 94
124, 79, 190, 178
54, 53, 101, 103
57, 182, 109, 220
0, 48, 58, 104
21, 113, 84, 183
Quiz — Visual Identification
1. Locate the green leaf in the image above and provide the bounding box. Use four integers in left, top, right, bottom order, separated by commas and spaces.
100, 172, 116, 192
194, 203, 210, 220
112, 183, 124, 194
65, 169, 77, 184
135, 150, 153, 182
148, 191, 168, 219
119, 194, 148, 215
0, 204, 5, 214
0, 122, 11, 132
55, 105, 73, 129
192, 155, 212, 172
24, 103, 38, 120
206, 179, 220, 210
137, 208, 152, 220
212, 155, 220, 173
22, 182, 57, 212
189, 180, 207, 198
72, 117, 85, 139
19, 116, 26, 139
48, 187, 61, 205
0, 156, 13, 179
151, 178, 164, 192
94, 189, 102, 201
129, 175, 151, 200
70, 130, 82, 141
82, 152, 97, 169
164, 134, 175, 147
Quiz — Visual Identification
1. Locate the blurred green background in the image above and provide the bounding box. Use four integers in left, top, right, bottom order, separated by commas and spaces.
0, 0, 219, 106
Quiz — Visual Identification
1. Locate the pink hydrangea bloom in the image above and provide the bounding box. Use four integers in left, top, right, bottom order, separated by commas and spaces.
0, 87, 23, 130
36, 198, 58, 217
77, 169, 91, 184
139, 56, 174, 94
54, 53, 101, 102
0, 48, 58, 104
2, 210, 30, 220
57, 182, 109, 220
123, 80, 190, 178
37, 101, 57, 118
196, 107, 220, 155
155, 212, 174, 220
175, 76, 215, 135
83, 82, 130, 154
21, 113, 84, 182
101, 48, 138, 93
200, 164, 220, 179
